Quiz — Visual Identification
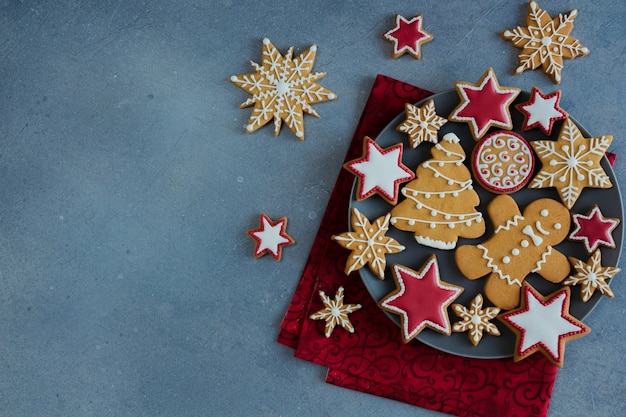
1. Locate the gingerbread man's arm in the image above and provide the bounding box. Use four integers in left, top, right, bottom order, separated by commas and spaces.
533, 246, 570, 283
487, 195, 522, 231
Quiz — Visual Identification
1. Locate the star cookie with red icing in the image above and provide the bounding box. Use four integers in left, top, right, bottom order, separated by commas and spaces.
449, 68, 521, 141
380, 255, 463, 343
344, 136, 415, 205
382, 14, 433, 59
565, 249, 621, 303
515, 86, 567, 135
247, 213, 295, 261
568, 205, 620, 254
499, 283, 590, 368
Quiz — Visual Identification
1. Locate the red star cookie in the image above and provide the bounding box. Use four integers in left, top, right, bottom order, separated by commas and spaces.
569, 205, 620, 254
499, 283, 589, 368
247, 213, 295, 261
449, 68, 521, 141
379, 255, 463, 343
382, 14, 433, 59
515, 87, 567, 135
344, 136, 415, 205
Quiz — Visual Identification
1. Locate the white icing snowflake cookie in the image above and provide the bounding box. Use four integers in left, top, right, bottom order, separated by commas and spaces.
396, 99, 448, 148
452, 294, 501, 346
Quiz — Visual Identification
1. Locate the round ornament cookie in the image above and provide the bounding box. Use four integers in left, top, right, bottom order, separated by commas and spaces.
472, 131, 535, 195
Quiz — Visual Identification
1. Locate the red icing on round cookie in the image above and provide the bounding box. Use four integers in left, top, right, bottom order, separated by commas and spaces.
569, 205, 620, 254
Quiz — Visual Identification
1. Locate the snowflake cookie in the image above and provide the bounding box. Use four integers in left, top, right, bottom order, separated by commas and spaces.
565, 249, 621, 303
448, 68, 521, 141
396, 99, 448, 148
499, 283, 590, 367
530, 118, 613, 210
452, 294, 501, 346
309, 286, 362, 338
230, 38, 336, 140
501, 1, 589, 84
382, 14, 433, 59
247, 213, 295, 261
379, 256, 463, 343
515, 86, 567, 135
568, 205, 620, 254
344, 136, 415, 205
332, 208, 405, 279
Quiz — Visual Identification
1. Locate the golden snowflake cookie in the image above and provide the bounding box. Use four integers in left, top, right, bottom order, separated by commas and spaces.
332, 208, 405, 279
309, 286, 362, 337
564, 249, 621, 302
230, 38, 337, 140
452, 294, 501, 346
530, 118, 613, 210
396, 99, 448, 148
501, 1, 590, 84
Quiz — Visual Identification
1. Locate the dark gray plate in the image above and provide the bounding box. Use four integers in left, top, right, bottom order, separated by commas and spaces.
351, 89, 624, 359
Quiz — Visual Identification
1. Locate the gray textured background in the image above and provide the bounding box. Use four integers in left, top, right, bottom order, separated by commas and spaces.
1, 1, 624, 416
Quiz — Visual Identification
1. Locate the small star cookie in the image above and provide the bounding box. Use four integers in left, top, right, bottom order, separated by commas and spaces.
332, 208, 405, 279
452, 294, 501, 346
515, 87, 567, 135
382, 14, 433, 59
230, 38, 337, 140
565, 249, 621, 302
530, 118, 613, 209
380, 256, 463, 343
247, 213, 295, 260
449, 68, 520, 141
309, 286, 362, 338
499, 283, 590, 368
568, 205, 620, 254
344, 136, 415, 205
501, 1, 589, 84
396, 99, 448, 148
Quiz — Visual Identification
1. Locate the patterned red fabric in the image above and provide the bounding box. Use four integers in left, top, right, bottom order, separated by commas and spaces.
278, 74, 559, 417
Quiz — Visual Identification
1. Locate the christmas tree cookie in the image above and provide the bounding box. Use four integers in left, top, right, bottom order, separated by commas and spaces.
390, 132, 485, 250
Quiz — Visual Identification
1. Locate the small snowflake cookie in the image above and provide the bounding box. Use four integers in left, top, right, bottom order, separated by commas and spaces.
396, 99, 448, 148
344, 136, 415, 205
499, 283, 590, 367
501, 1, 590, 84
452, 294, 501, 346
381, 14, 433, 59
565, 249, 621, 303
379, 256, 463, 343
230, 38, 337, 140
332, 208, 405, 279
309, 286, 362, 338
448, 68, 521, 141
515, 86, 567, 135
472, 131, 535, 195
568, 205, 620, 254
530, 118, 613, 210
247, 213, 295, 261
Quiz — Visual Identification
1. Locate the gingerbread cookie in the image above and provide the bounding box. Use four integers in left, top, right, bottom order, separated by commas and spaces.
332, 208, 405, 279
309, 286, 362, 338
230, 38, 336, 140
501, 1, 590, 84
472, 131, 535, 194
381, 14, 433, 59
448, 68, 520, 141
390, 133, 485, 250
568, 205, 620, 254
530, 118, 613, 209
396, 99, 447, 148
452, 294, 501, 346
344, 136, 415, 205
247, 213, 295, 261
565, 249, 621, 302
379, 256, 463, 343
515, 87, 567, 135
499, 283, 590, 367
455, 195, 570, 310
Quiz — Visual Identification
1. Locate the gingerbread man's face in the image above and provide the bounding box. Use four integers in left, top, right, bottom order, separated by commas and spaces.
521, 199, 570, 247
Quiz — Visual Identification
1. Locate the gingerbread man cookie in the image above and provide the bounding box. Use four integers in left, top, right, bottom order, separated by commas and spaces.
455, 195, 570, 310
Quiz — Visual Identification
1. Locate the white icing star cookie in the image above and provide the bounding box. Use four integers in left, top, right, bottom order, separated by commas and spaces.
247, 213, 295, 260
515, 87, 567, 135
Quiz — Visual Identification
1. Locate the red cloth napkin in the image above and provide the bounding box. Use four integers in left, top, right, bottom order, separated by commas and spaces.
278, 74, 561, 417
